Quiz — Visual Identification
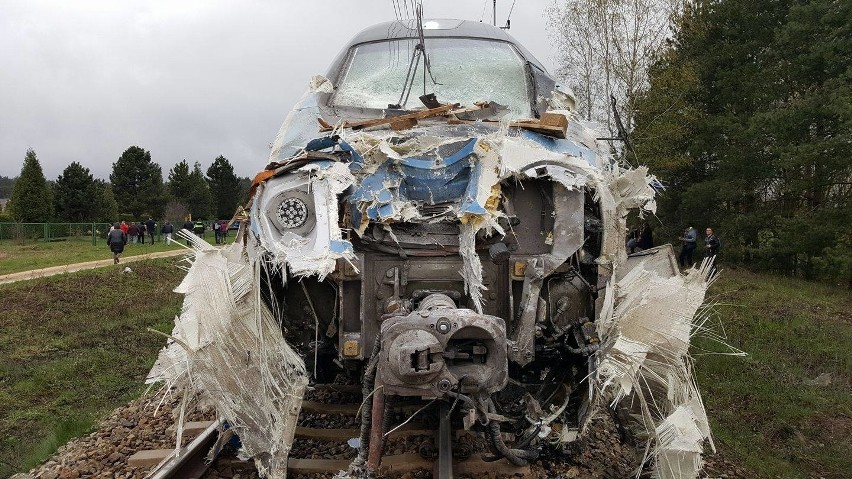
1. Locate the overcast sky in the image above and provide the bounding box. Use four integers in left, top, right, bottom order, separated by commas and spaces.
0, 0, 559, 183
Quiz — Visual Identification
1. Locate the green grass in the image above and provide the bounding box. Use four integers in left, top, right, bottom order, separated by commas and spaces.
0, 230, 229, 276
695, 267, 852, 479
0, 259, 184, 477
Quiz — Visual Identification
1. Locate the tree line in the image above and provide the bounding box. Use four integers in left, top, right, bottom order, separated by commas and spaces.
552, 0, 851, 284
2, 146, 253, 224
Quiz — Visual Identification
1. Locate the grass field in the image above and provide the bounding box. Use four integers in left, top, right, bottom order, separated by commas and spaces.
696, 268, 851, 479
0, 259, 184, 477
0, 230, 231, 276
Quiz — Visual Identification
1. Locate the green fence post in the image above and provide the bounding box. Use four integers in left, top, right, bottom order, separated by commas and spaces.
44, 223, 49, 242
92, 222, 96, 246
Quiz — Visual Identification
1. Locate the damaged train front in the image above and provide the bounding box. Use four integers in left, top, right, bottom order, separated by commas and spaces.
248, 26, 616, 471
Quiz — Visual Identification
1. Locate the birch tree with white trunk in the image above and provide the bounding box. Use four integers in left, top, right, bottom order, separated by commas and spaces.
548, 0, 682, 134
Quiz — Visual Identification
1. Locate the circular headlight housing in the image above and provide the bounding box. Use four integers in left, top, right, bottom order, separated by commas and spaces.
266, 189, 315, 235
276, 197, 309, 228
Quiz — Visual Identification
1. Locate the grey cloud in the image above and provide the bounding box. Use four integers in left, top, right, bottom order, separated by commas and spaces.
0, 0, 555, 182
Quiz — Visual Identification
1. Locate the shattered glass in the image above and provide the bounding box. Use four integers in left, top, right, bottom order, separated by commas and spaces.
333, 38, 532, 116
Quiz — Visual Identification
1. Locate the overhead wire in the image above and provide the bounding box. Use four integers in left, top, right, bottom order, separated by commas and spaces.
507, 0, 517, 24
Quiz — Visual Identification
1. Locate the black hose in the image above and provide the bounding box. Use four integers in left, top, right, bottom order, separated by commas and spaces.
485, 421, 540, 467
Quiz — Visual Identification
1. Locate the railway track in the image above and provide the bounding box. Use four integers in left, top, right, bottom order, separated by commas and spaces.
140, 384, 531, 479
18, 382, 643, 478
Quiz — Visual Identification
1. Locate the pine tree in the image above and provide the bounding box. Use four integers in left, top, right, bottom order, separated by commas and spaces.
633, 0, 852, 279
9, 148, 53, 222
109, 146, 167, 218
168, 160, 192, 203
92, 182, 119, 223
54, 162, 99, 222
206, 155, 241, 219
186, 162, 212, 220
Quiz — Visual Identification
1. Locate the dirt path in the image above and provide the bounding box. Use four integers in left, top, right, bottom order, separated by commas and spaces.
0, 249, 188, 285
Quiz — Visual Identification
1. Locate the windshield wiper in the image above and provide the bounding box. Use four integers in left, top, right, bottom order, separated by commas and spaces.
389, 3, 439, 110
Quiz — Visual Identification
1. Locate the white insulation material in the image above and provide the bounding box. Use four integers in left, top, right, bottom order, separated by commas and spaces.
596, 257, 717, 479
165, 233, 309, 479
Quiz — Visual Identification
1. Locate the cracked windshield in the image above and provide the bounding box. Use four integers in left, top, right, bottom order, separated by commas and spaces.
334, 37, 531, 117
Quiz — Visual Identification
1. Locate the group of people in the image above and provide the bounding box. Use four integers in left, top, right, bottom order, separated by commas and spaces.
625, 223, 721, 270
626, 223, 654, 253
105, 218, 176, 264
115, 219, 159, 245
678, 226, 720, 268
179, 219, 230, 245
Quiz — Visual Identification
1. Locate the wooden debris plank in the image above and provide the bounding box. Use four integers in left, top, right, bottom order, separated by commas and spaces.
348, 104, 456, 130
509, 121, 567, 139
317, 117, 334, 130
390, 117, 418, 131
539, 112, 569, 128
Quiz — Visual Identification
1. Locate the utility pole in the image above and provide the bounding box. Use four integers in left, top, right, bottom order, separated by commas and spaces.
493, 0, 497, 26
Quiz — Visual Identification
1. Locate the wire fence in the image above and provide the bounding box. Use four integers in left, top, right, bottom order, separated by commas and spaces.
1, 222, 117, 245
0, 222, 228, 244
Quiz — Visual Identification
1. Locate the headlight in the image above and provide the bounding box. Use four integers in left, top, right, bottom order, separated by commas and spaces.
266, 189, 315, 235
277, 197, 309, 228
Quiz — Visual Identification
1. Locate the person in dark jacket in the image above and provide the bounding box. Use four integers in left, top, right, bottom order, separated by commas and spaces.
107, 222, 127, 264
162, 221, 174, 245
146, 218, 156, 243
182, 219, 194, 245
637, 223, 654, 251
136, 221, 145, 244
678, 226, 697, 267
704, 228, 720, 259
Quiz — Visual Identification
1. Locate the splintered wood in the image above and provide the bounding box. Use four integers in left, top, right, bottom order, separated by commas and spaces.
317, 105, 570, 139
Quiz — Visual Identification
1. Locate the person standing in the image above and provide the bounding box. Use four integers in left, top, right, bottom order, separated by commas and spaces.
162, 221, 174, 245
137, 221, 146, 244
704, 228, 720, 259
183, 219, 194, 245
678, 226, 697, 267
219, 220, 228, 244
107, 222, 127, 264
127, 222, 139, 244
626, 227, 639, 254
120, 220, 129, 236
214, 219, 223, 244
637, 223, 654, 251
146, 217, 156, 244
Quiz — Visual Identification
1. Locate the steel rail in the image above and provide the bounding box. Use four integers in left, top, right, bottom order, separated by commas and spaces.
144, 420, 220, 479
